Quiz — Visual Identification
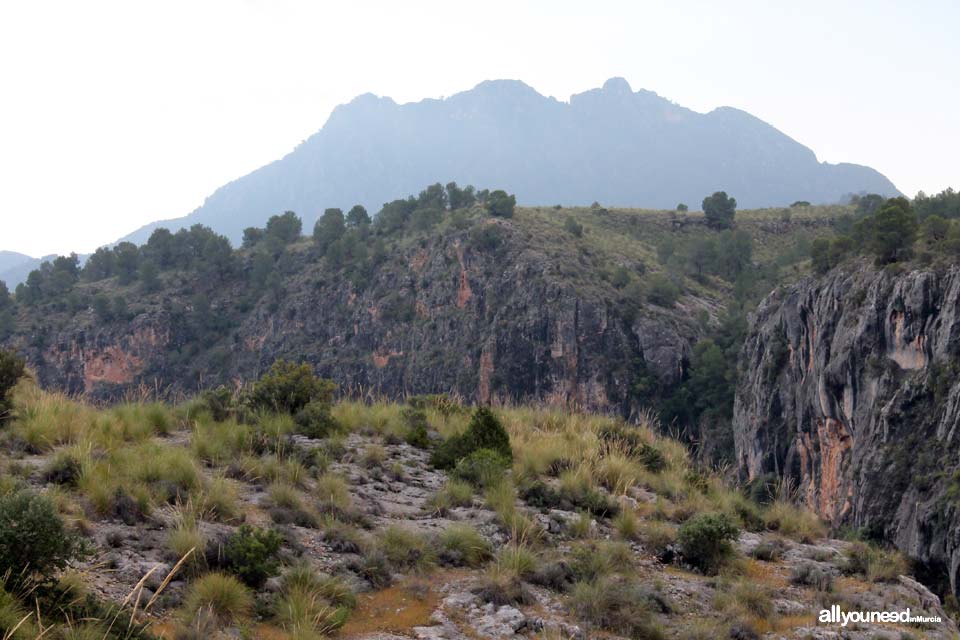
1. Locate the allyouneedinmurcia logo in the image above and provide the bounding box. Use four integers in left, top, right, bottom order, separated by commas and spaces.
819, 605, 941, 627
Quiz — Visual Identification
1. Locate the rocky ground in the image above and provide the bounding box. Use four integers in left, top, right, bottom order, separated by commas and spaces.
11, 423, 952, 640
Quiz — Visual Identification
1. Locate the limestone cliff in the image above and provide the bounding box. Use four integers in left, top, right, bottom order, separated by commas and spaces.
10, 216, 701, 416
735, 259, 960, 594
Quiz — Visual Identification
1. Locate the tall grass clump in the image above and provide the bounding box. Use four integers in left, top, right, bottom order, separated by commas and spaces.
182, 573, 253, 625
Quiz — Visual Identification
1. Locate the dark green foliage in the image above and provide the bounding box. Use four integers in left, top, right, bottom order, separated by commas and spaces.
265, 211, 302, 245
345, 204, 370, 228
468, 224, 507, 254
0, 310, 13, 342
446, 182, 476, 210
0, 490, 87, 587
430, 407, 512, 469
851, 193, 885, 217
249, 360, 335, 414
114, 242, 140, 284
486, 190, 516, 218
80, 225, 236, 289
744, 472, 778, 506
198, 386, 235, 422
597, 424, 667, 472
921, 215, 950, 248
676, 203, 688, 212
452, 449, 510, 488
0, 349, 26, 423
242, 226, 264, 248
564, 216, 584, 237
223, 525, 283, 588
791, 200, 811, 208
702, 191, 737, 229
520, 480, 619, 518
138, 260, 160, 292
402, 406, 430, 448
866, 197, 917, 265
646, 273, 679, 307
914, 187, 960, 220
314, 208, 346, 253
16, 254, 80, 305
294, 399, 339, 438
677, 512, 739, 573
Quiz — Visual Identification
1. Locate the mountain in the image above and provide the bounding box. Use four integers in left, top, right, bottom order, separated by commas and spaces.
0, 250, 47, 287
734, 260, 960, 596
120, 78, 900, 246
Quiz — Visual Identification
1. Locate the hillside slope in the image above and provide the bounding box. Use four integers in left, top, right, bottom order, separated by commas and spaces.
3, 203, 836, 418
0, 380, 953, 639
735, 260, 960, 596
119, 78, 899, 246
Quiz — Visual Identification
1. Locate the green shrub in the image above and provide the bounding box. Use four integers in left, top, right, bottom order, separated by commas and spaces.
842, 541, 908, 583
0, 349, 25, 423
743, 473, 779, 506
520, 479, 619, 518
597, 424, 667, 472
569, 541, 634, 582
294, 399, 339, 438
402, 406, 430, 448
0, 490, 87, 587
223, 525, 283, 587
431, 407, 511, 469
249, 360, 335, 414
182, 572, 253, 624
677, 512, 739, 573
198, 386, 235, 422
452, 449, 510, 488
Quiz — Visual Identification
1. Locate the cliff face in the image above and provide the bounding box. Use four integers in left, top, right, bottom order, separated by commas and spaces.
14, 217, 699, 416
734, 261, 960, 593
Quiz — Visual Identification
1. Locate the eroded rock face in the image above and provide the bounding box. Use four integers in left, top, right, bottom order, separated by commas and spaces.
8, 220, 700, 416
734, 260, 960, 594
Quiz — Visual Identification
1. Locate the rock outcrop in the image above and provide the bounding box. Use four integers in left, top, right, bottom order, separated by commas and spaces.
10, 217, 700, 416
735, 260, 960, 594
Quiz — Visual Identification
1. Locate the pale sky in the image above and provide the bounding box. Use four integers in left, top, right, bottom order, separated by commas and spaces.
1, 0, 957, 257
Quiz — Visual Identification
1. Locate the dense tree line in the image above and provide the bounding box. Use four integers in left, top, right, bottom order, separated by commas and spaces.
811, 191, 960, 273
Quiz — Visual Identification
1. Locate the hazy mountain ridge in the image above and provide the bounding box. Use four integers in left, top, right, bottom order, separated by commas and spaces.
119, 78, 900, 246
0, 250, 53, 288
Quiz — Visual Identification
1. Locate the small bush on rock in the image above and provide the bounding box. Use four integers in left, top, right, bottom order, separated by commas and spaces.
430, 407, 511, 469
198, 385, 235, 422
223, 525, 283, 588
0, 490, 87, 587
249, 360, 335, 414
677, 512, 739, 574
294, 400, 339, 438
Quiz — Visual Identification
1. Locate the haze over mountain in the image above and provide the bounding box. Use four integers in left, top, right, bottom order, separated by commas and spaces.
0, 251, 46, 288
120, 78, 900, 246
